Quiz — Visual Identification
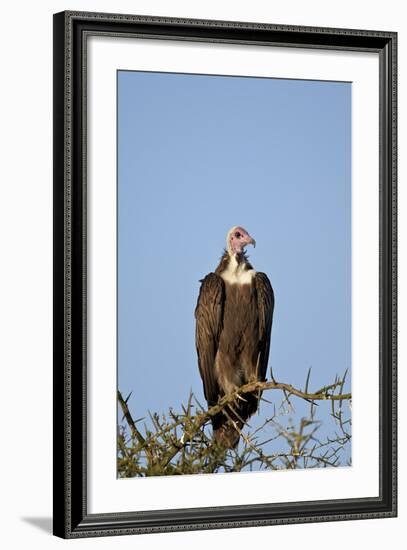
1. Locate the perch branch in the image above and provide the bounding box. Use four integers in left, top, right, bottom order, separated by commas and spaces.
118, 378, 351, 472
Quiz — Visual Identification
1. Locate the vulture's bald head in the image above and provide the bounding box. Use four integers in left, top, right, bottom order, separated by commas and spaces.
227, 226, 256, 255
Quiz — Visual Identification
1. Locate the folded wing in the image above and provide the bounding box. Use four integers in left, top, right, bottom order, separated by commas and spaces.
255, 272, 275, 381
194, 273, 225, 406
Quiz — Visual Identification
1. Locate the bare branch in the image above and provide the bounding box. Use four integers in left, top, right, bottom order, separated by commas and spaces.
117, 372, 352, 477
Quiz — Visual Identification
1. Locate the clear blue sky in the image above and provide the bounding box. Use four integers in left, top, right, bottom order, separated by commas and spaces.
117, 70, 351, 464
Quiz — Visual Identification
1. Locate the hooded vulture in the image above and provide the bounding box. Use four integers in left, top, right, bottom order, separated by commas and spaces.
195, 226, 274, 448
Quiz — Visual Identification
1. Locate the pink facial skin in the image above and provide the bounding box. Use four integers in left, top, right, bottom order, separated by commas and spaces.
229, 226, 256, 255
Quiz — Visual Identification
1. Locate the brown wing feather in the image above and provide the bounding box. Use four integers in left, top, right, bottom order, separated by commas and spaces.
255, 272, 275, 381
195, 273, 225, 406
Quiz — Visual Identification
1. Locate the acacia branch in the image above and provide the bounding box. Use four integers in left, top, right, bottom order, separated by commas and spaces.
239, 379, 351, 402
117, 390, 155, 466
195, 378, 351, 430
118, 378, 351, 473
118, 391, 146, 444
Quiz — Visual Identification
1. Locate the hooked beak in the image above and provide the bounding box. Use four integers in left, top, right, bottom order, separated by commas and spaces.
244, 235, 256, 248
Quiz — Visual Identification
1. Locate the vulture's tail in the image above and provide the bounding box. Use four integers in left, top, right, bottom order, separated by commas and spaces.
213, 418, 242, 449
212, 392, 260, 449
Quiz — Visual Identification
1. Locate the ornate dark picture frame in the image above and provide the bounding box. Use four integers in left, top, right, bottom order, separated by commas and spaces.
53, 10, 397, 539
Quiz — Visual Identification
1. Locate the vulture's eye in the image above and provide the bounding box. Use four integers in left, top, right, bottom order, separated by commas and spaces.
235, 231, 241, 238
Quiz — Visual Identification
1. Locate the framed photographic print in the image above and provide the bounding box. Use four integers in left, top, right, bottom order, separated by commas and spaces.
53, 11, 397, 538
